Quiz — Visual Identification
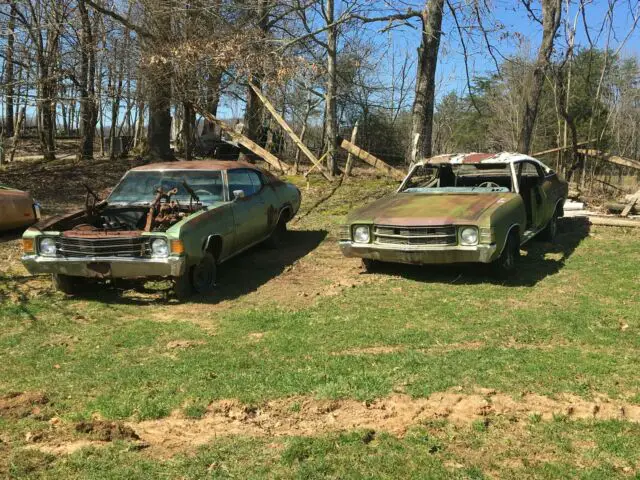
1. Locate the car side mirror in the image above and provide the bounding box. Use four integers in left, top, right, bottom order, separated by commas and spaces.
232, 189, 245, 200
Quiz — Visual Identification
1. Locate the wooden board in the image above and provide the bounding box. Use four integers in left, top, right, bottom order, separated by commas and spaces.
588, 216, 640, 228
338, 137, 405, 181
248, 82, 332, 181
532, 139, 596, 157
193, 106, 291, 173
576, 149, 640, 171
621, 189, 640, 217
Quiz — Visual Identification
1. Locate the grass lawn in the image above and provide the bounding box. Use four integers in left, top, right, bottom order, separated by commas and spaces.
1, 169, 639, 478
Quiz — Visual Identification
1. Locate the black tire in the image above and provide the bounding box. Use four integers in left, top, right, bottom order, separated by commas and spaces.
192, 253, 217, 294
173, 272, 193, 301
264, 217, 287, 249
492, 232, 520, 275
362, 258, 382, 273
540, 208, 559, 242
174, 253, 217, 300
52, 274, 80, 295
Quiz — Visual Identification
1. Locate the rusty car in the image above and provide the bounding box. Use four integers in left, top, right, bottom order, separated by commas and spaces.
339, 152, 568, 273
1, 184, 41, 232
21, 160, 301, 298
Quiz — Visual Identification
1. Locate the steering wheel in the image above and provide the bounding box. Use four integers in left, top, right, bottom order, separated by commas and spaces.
478, 181, 500, 189
194, 189, 213, 196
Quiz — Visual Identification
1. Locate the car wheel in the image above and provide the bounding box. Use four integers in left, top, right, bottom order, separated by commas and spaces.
173, 272, 193, 301
493, 233, 520, 275
192, 253, 217, 294
173, 253, 217, 300
362, 258, 382, 273
264, 217, 287, 249
52, 274, 80, 295
540, 209, 559, 242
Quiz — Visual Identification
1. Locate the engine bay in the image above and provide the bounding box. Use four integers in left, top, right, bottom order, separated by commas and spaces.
41, 184, 204, 234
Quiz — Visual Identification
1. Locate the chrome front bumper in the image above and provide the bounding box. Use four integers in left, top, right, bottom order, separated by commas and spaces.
21, 255, 186, 278
339, 241, 498, 265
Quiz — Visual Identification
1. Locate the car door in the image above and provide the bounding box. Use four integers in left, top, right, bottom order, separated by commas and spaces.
253, 171, 282, 233
227, 169, 269, 250
519, 161, 548, 230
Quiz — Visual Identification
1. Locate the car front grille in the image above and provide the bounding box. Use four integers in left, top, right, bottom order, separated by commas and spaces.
373, 225, 457, 246
56, 236, 151, 258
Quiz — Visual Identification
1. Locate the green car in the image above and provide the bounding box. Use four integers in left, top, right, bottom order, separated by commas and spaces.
21, 160, 301, 298
339, 152, 568, 273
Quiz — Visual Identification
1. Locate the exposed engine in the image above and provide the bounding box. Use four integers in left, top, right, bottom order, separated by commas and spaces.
39, 184, 204, 234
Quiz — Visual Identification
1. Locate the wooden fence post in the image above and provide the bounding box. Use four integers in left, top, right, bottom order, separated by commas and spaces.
344, 121, 359, 177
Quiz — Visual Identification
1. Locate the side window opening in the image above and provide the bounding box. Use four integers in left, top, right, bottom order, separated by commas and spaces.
228, 170, 258, 197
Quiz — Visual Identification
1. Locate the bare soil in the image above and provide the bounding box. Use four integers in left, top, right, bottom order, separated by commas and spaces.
0, 391, 49, 420
28, 388, 640, 458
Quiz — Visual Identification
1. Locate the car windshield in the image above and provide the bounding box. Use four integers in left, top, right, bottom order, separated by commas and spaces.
401, 163, 513, 193
108, 170, 224, 205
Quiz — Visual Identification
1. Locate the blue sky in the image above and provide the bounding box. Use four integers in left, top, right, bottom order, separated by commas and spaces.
215, 0, 640, 119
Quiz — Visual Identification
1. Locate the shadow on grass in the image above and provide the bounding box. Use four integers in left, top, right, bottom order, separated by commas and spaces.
56, 229, 328, 305
0, 227, 28, 244
367, 217, 591, 287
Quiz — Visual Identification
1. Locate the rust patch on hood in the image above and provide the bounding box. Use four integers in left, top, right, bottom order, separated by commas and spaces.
349, 193, 515, 226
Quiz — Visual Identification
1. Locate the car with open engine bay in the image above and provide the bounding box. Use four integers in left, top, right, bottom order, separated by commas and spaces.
339, 152, 568, 274
21, 160, 301, 298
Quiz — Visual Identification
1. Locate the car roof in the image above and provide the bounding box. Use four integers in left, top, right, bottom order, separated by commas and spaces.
419, 152, 542, 166
130, 160, 264, 172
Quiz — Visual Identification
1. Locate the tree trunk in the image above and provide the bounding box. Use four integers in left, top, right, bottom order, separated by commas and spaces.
325, 0, 339, 176
4, 1, 16, 138
240, 0, 269, 162
38, 68, 57, 161
78, 0, 96, 160
182, 101, 195, 160
202, 70, 222, 136
517, 0, 562, 154
407, 0, 445, 164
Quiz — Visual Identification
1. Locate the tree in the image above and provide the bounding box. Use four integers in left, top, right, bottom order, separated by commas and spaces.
517, 0, 562, 154
4, 1, 16, 138
408, 0, 445, 163
77, 0, 97, 160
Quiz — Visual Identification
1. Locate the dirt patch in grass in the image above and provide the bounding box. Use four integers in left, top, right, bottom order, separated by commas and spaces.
166, 340, 206, 350
75, 420, 140, 442
101, 389, 640, 458
0, 392, 49, 420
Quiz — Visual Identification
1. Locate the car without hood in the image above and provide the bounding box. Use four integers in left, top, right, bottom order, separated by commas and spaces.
0, 185, 41, 232
339, 152, 568, 273
21, 160, 301, 298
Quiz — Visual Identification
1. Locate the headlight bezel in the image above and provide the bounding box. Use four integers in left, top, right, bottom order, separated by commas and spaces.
150, 238, 170, 258
352, 225, 371, 244
38, 237, 58, 257
459, 226, 479, 246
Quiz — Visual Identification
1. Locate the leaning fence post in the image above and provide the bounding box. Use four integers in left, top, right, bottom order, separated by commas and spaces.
344, 121, 359, 177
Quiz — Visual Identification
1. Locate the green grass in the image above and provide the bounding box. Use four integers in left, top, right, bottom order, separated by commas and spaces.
1, 175, 639, 478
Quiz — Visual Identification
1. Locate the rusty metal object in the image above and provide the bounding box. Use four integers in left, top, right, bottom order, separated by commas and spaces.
0, 186, 38, 231
144, 187, 181, 232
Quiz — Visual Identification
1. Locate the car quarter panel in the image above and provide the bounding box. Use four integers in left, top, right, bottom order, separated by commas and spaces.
0, 189, 36, 231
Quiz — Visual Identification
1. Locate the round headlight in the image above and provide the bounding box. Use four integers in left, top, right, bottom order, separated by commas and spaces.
39, 237, 57, 256
151, 238, 169, 257
460, 227, 478, 245
353, 226, 370, 243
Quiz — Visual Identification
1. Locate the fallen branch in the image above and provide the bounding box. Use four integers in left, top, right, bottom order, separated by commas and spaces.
249, 82, 332, 181
193, 105, 291, 174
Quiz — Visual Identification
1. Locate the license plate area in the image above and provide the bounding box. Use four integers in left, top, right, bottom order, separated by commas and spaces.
87, 262, 111, 277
